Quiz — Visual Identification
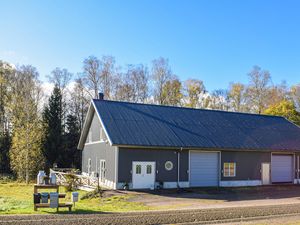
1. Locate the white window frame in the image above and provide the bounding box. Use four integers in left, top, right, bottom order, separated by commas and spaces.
88, 130, 92, 143
100, 160, 106, 183
100, 127, 106, 142
87, 158, 92, 174
223, 162, 236, 177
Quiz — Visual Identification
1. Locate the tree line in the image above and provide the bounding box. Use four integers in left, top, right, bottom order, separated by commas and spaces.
1, 56, 300, 182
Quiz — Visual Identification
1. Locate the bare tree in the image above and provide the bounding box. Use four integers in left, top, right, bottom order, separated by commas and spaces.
291, 84, 300, 110
100, 55, 116, 100
245, 66, 271, 114
81, 55, 117, 100
151, 57, 174, 104
47, 67, 72, 92
82, 56, 102, 99
266, 81, 289, 107
69, 78, 90, 132
47, 67, 73, 131
115, 64, 149, 102
209, 89, 230, 111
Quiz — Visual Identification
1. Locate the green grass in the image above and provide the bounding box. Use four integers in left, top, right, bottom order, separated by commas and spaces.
0, 182, 151, 214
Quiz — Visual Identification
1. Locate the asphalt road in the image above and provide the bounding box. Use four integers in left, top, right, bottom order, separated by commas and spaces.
2, 203, 300, 225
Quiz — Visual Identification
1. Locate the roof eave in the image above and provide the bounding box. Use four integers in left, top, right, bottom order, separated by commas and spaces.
114, 144, 300, 152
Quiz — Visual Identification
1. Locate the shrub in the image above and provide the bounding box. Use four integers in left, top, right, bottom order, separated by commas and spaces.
81, 187, 103, 200
64, 173, 79, 192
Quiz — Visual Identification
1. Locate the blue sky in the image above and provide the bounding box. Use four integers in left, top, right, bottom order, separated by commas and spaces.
1, 0, 300, 91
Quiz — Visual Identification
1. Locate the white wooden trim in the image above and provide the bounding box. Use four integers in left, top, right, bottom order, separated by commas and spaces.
114, 147, 119, 189
77, 103, 93, 149
220, 180, 262, 187
84, 141, 105, 146
163, 182, 189, 189
294, 153, 296, 182
100, 179, 115, 189
223, 162, 236, 177
116, 181, 189, 189
188, 150, 190, 184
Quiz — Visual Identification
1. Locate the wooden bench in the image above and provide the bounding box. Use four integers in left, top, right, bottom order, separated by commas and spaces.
35, 203, 73, 212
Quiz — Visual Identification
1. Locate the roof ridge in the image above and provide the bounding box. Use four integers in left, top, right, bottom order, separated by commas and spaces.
92, 99, 284, 119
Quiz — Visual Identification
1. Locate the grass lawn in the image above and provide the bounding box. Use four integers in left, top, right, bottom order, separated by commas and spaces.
0, 182, 152, 214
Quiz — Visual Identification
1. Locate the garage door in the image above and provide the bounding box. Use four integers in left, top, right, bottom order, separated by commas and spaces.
190, 151, 219, 187
271, 155, 293, 183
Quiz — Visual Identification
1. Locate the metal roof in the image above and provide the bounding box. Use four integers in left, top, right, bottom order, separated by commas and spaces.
91, 99, 300, 151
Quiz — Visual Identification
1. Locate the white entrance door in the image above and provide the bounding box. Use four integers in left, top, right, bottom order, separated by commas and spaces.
132, 161, 155, 189
261, 163, 270, 185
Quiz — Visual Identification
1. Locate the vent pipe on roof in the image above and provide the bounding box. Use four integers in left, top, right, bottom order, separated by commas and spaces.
99, 92, 104, 100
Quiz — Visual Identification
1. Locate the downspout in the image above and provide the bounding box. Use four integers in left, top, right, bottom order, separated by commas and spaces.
297, 155, 300, 184
177, 147, 183, 189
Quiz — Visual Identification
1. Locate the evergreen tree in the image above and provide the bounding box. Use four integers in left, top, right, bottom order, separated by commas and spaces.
63, 114, 81, 168
0, 131, 11, 173
43, 85, 64, 169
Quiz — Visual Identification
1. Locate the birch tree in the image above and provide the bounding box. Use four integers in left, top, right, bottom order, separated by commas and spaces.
8, 65, 44, 183
0, 61, 14, 173
100, 55, 116, 100
82, 56, 102, 99
151, 57, 174, 104
69, 78, 90, 132
245, 66, 271, 114
115, 64, 149, 102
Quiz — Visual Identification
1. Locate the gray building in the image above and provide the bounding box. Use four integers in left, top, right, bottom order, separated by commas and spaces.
78, 98, 300, 189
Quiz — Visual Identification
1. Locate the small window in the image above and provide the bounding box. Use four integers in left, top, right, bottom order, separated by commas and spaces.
146, 165, 152, 174
224, 162, 236, 177
88, 158, 92, 174
88, 130, 92, 143
136, 165, 141, 174
165, 161, 173, 171
100, 127, 106, 142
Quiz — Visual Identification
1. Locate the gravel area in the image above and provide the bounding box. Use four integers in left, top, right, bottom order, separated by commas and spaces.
2, 203, 300, 225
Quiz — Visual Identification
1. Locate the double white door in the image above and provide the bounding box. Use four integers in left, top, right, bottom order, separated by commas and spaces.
132, 161, 155, 189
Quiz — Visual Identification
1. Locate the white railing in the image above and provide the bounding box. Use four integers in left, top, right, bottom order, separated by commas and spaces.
50, 169, 99, 188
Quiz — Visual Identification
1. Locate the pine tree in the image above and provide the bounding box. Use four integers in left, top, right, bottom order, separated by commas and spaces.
63, 114, 81, 168
42, 85, 64, 169
0, 131, 11, 173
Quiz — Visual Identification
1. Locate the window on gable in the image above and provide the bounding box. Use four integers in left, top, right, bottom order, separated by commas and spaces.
88, 130, 92, 143
100, 127, 106, 142
223, 162, 236, 177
